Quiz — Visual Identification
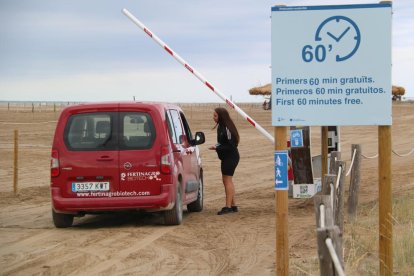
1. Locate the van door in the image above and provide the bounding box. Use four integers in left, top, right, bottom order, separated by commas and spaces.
118, 112, 161, 196
61, 111, 119, 198
167, 109, 197, 202
179, 112, 198, 181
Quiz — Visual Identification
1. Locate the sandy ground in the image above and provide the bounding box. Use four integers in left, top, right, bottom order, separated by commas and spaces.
0, 102, 413, 275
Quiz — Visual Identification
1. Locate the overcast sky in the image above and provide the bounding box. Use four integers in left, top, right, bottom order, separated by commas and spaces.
0, 0, 412, 103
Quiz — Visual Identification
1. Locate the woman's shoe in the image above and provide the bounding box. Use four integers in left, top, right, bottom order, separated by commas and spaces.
217, 207, 233, 215
231, 206, 238, 212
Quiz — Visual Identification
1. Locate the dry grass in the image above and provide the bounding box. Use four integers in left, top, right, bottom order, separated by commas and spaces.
393, 194, 414, 275
288, 192, 414, 275
344, 192, 414, 275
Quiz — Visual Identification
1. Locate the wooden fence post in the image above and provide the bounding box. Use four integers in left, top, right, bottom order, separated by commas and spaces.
322, 174, 336, 196
315, 195, 333, 276
329, 151, 341, 174
13, 130, 19, 195
348, 144, 361, 220
333, 161, 346, 234
316, 226, 343, 276
314, 195, 334, 228
328, 227, 344, 270
321, 126, 329, 188
316, 227, 335, 276
315, 195, 344, 276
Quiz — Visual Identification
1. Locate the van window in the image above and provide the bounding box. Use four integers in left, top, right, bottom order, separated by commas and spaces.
65, 113, 117, 150
168, 109, 184, 144
166, 111, 177, 144
180, 112, 193, 141
120, 112, 155, 149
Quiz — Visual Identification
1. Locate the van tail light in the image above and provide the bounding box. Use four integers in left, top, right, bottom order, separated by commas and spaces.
160, 145, 172, 174
51, 149, 60, 177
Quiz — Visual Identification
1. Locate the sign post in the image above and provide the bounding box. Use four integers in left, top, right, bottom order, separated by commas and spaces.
272, 3, 392, 274
274, 127, 288, 275
379, 125, 392, 275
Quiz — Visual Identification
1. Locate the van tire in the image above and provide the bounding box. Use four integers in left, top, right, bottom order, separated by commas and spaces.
52, 209, 74, 228
187, 176, 203, 212
164, 186, 183, 225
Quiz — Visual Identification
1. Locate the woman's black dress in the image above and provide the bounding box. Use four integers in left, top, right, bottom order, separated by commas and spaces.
215, 124, 240, 176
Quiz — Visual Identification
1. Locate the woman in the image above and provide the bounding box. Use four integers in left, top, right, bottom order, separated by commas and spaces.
209, 107, 240, 215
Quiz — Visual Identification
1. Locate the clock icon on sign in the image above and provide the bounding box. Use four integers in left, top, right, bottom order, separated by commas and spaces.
315, 15, 361, 62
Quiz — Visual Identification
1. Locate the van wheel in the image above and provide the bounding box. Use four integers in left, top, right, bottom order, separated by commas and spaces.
52, 209, 74, 228
187, 176, 203, 212
164, 187, 183, 225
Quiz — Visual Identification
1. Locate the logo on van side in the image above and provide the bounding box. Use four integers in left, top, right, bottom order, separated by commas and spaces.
121, 171, 161, 181
124, 162, 132, 170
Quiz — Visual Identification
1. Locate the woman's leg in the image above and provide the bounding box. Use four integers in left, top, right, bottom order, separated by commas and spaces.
222, 175, 235, 207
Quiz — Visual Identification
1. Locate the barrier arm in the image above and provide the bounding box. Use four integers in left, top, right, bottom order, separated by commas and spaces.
122, 8, 274, 143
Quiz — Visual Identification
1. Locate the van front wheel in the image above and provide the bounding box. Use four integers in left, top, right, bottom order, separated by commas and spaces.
52, 209, 74, 228
164, 187, 183, 225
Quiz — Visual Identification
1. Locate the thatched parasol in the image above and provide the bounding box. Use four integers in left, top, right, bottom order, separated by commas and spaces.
249, 83, 271, 95
392, 85, 405, 96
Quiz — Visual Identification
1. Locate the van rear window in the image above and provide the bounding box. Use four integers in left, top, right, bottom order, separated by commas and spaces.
120, 113, 155, 149
64, 112, 155, 151
64, 113, 116, 150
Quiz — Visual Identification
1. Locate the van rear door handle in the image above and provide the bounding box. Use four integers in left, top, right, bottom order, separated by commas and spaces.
97, 156, 114, 161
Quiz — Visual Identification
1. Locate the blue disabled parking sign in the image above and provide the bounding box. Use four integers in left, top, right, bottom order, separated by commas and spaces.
275, 151, 289, 190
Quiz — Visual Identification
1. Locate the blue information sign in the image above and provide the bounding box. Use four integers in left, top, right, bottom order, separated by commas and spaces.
290, 129, 304, 148
275, 151, 289, 190
271, 3, 392, 126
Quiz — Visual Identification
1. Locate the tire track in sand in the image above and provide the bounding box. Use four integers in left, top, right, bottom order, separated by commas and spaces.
72, 227, 172, 275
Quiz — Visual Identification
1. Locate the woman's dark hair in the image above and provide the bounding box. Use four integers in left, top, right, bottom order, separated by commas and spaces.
214, 107, 240, 145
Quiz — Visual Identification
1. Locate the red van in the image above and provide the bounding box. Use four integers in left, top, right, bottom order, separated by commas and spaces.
50, 102, 205, 227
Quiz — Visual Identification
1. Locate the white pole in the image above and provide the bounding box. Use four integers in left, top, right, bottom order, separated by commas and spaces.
320, 204, 325, 228
122, 8, 274, 143
325, 238, 345, 276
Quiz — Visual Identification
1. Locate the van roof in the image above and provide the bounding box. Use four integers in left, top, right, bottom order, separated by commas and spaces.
61, 101, 182, 113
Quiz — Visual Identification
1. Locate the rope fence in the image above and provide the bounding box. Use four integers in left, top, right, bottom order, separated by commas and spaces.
314, 139, 409, 274
361, 153, 379, 159
391, 148, 414, 157
361, 148, 414, 159
345, 149, 356, 176
315, 157, 347, 275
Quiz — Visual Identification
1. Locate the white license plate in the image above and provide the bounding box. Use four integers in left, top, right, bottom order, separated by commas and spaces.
72, 182, 110, 192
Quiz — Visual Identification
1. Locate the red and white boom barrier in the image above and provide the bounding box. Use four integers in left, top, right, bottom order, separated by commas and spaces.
122, 9, 274, 143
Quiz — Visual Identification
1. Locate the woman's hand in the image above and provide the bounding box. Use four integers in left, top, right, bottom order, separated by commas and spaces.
208, 145, 216, 150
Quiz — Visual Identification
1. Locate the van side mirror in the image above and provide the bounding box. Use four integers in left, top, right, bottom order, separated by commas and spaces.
192, 132, 205, 146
